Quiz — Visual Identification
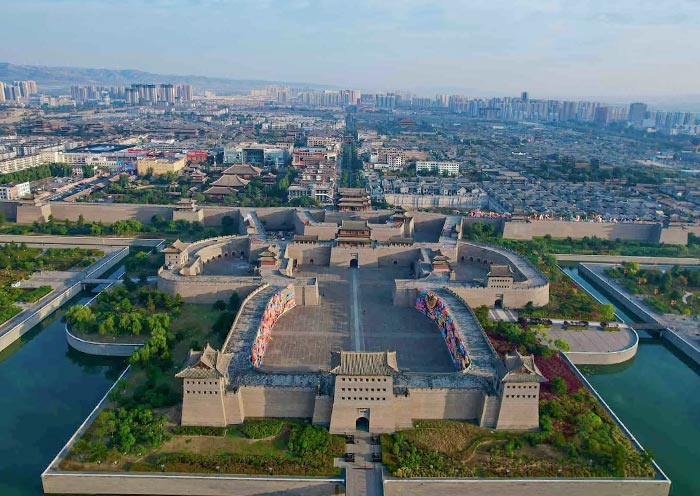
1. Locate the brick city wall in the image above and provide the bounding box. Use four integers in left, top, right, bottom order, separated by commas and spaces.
502, 220, 662, 243
383, 478, 670, 496
43, 473, 343, 496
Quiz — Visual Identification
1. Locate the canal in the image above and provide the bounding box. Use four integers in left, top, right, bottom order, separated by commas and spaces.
0, 293, 126, 496
564, 267, 700, 496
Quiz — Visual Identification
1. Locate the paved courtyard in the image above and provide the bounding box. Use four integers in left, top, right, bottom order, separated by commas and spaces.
263, 266, 455, 373
201, 257, 255, 276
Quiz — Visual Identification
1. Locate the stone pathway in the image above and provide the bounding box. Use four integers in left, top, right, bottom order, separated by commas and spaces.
339, 433, 383, 496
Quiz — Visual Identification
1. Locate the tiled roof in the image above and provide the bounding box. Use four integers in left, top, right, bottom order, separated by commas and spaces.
340, 220, 369, 230
212, 174, 249, 188
329, 351, 399, 376
222, 164, 262, 176
176, 344, 232, 379
501, 351, 547, 383
162, 239, 188, 253
488, 264, 514, 278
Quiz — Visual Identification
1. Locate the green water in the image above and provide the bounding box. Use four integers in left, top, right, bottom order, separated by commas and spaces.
0, 294, 126, 496
564, 267, 700, 496
582, 344, 700, 496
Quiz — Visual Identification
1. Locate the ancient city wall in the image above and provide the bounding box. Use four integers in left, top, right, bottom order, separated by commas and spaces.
456, 244, 526, 281
239, 386, 317, 418
43, 473, 342, 496
659, 224, 700, 245
302, 224, 340, 240
502, 220, 662, 243
287, 244, 333, 266
450, 283, 550, 308
382, 478, 670, 496
407, 389, 484, 420
329, 246, 422, 268
157, 269, 261, 303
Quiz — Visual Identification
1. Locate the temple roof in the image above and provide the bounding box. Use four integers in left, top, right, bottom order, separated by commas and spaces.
204, 185, 241, 196
176, 344, 232, 379
222, 164, 262, 177
340, 220, 369, 231
501, 351, 547, 383
488, 265, 514, 278
211, 174, 249, 188
329, 351, 399, 376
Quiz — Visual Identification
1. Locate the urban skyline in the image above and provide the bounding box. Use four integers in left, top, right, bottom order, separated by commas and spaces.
3, 0, 700, 100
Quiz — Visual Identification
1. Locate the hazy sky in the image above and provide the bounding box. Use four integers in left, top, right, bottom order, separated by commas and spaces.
3, 0, 700, 99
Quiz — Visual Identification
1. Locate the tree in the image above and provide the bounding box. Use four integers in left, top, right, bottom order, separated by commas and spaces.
228, 292, 241, 313
600, 304, 616, 321
65, 305, 96, 333
550, 376, 567, 395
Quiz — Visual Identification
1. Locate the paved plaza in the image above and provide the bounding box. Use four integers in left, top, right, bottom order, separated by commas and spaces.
263, 266, 455, 373
537, 325, 637, 354
201, 257, 254, 276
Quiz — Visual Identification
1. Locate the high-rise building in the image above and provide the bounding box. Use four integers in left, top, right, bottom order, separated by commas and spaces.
160, 84, 175, 103
628, 102, 648, 125
521, 91, 529, 102
0, 81, 5, 103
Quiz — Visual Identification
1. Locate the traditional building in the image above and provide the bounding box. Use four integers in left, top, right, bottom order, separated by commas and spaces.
328, 351, 399, 433
487, 265, 515, 289
336, 220, 372, 248
175, 345, 233, 427
337, 188, 371, 212
162, 239, 189, 268
495, 351, 547, 430
221, 164, 262, 179
204, 173, 250, 199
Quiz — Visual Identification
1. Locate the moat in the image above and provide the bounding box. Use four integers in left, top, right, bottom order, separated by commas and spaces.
0, 294, 125, 496
565, 267, 700, 496
0, 273, 698, 495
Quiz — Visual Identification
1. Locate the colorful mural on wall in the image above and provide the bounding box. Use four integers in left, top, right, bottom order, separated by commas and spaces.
250, 284, 297, 367
415, 288, 470, 371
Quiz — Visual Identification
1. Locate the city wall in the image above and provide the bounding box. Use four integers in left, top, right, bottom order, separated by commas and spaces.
502, 220, 663, 243
157, 269, 262, 303
42, 472, 342, 496
449, 283, 550, 308
4, 200, 699, 246
382, 477, 670, 496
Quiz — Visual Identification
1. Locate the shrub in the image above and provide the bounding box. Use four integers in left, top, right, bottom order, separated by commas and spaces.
550, 376, 567, 395
173, 426, 227, 436
240, 419, 284, 439
288, 424, 332, 457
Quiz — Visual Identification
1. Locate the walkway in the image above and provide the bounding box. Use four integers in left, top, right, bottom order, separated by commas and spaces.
224, 285, 278, 373
439, 215, 461, 248
341, 433, 383, 496
556, 254, 700, 265
350, 268, 363, 351
435, 289, 498, 378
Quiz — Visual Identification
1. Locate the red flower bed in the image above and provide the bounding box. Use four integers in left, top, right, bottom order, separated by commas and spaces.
535, 354, 584, 400
483, 329, 516, 356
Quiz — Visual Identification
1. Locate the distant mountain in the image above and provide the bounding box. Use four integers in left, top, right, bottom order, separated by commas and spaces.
0, 62, 335, 95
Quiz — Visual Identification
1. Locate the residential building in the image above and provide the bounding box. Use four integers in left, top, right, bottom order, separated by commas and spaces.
136, 156, 186, 176
416, 160, 460, 176
0, 182, 31, 200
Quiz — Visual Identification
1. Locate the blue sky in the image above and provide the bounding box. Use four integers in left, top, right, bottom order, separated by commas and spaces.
2, 0, 700, 99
